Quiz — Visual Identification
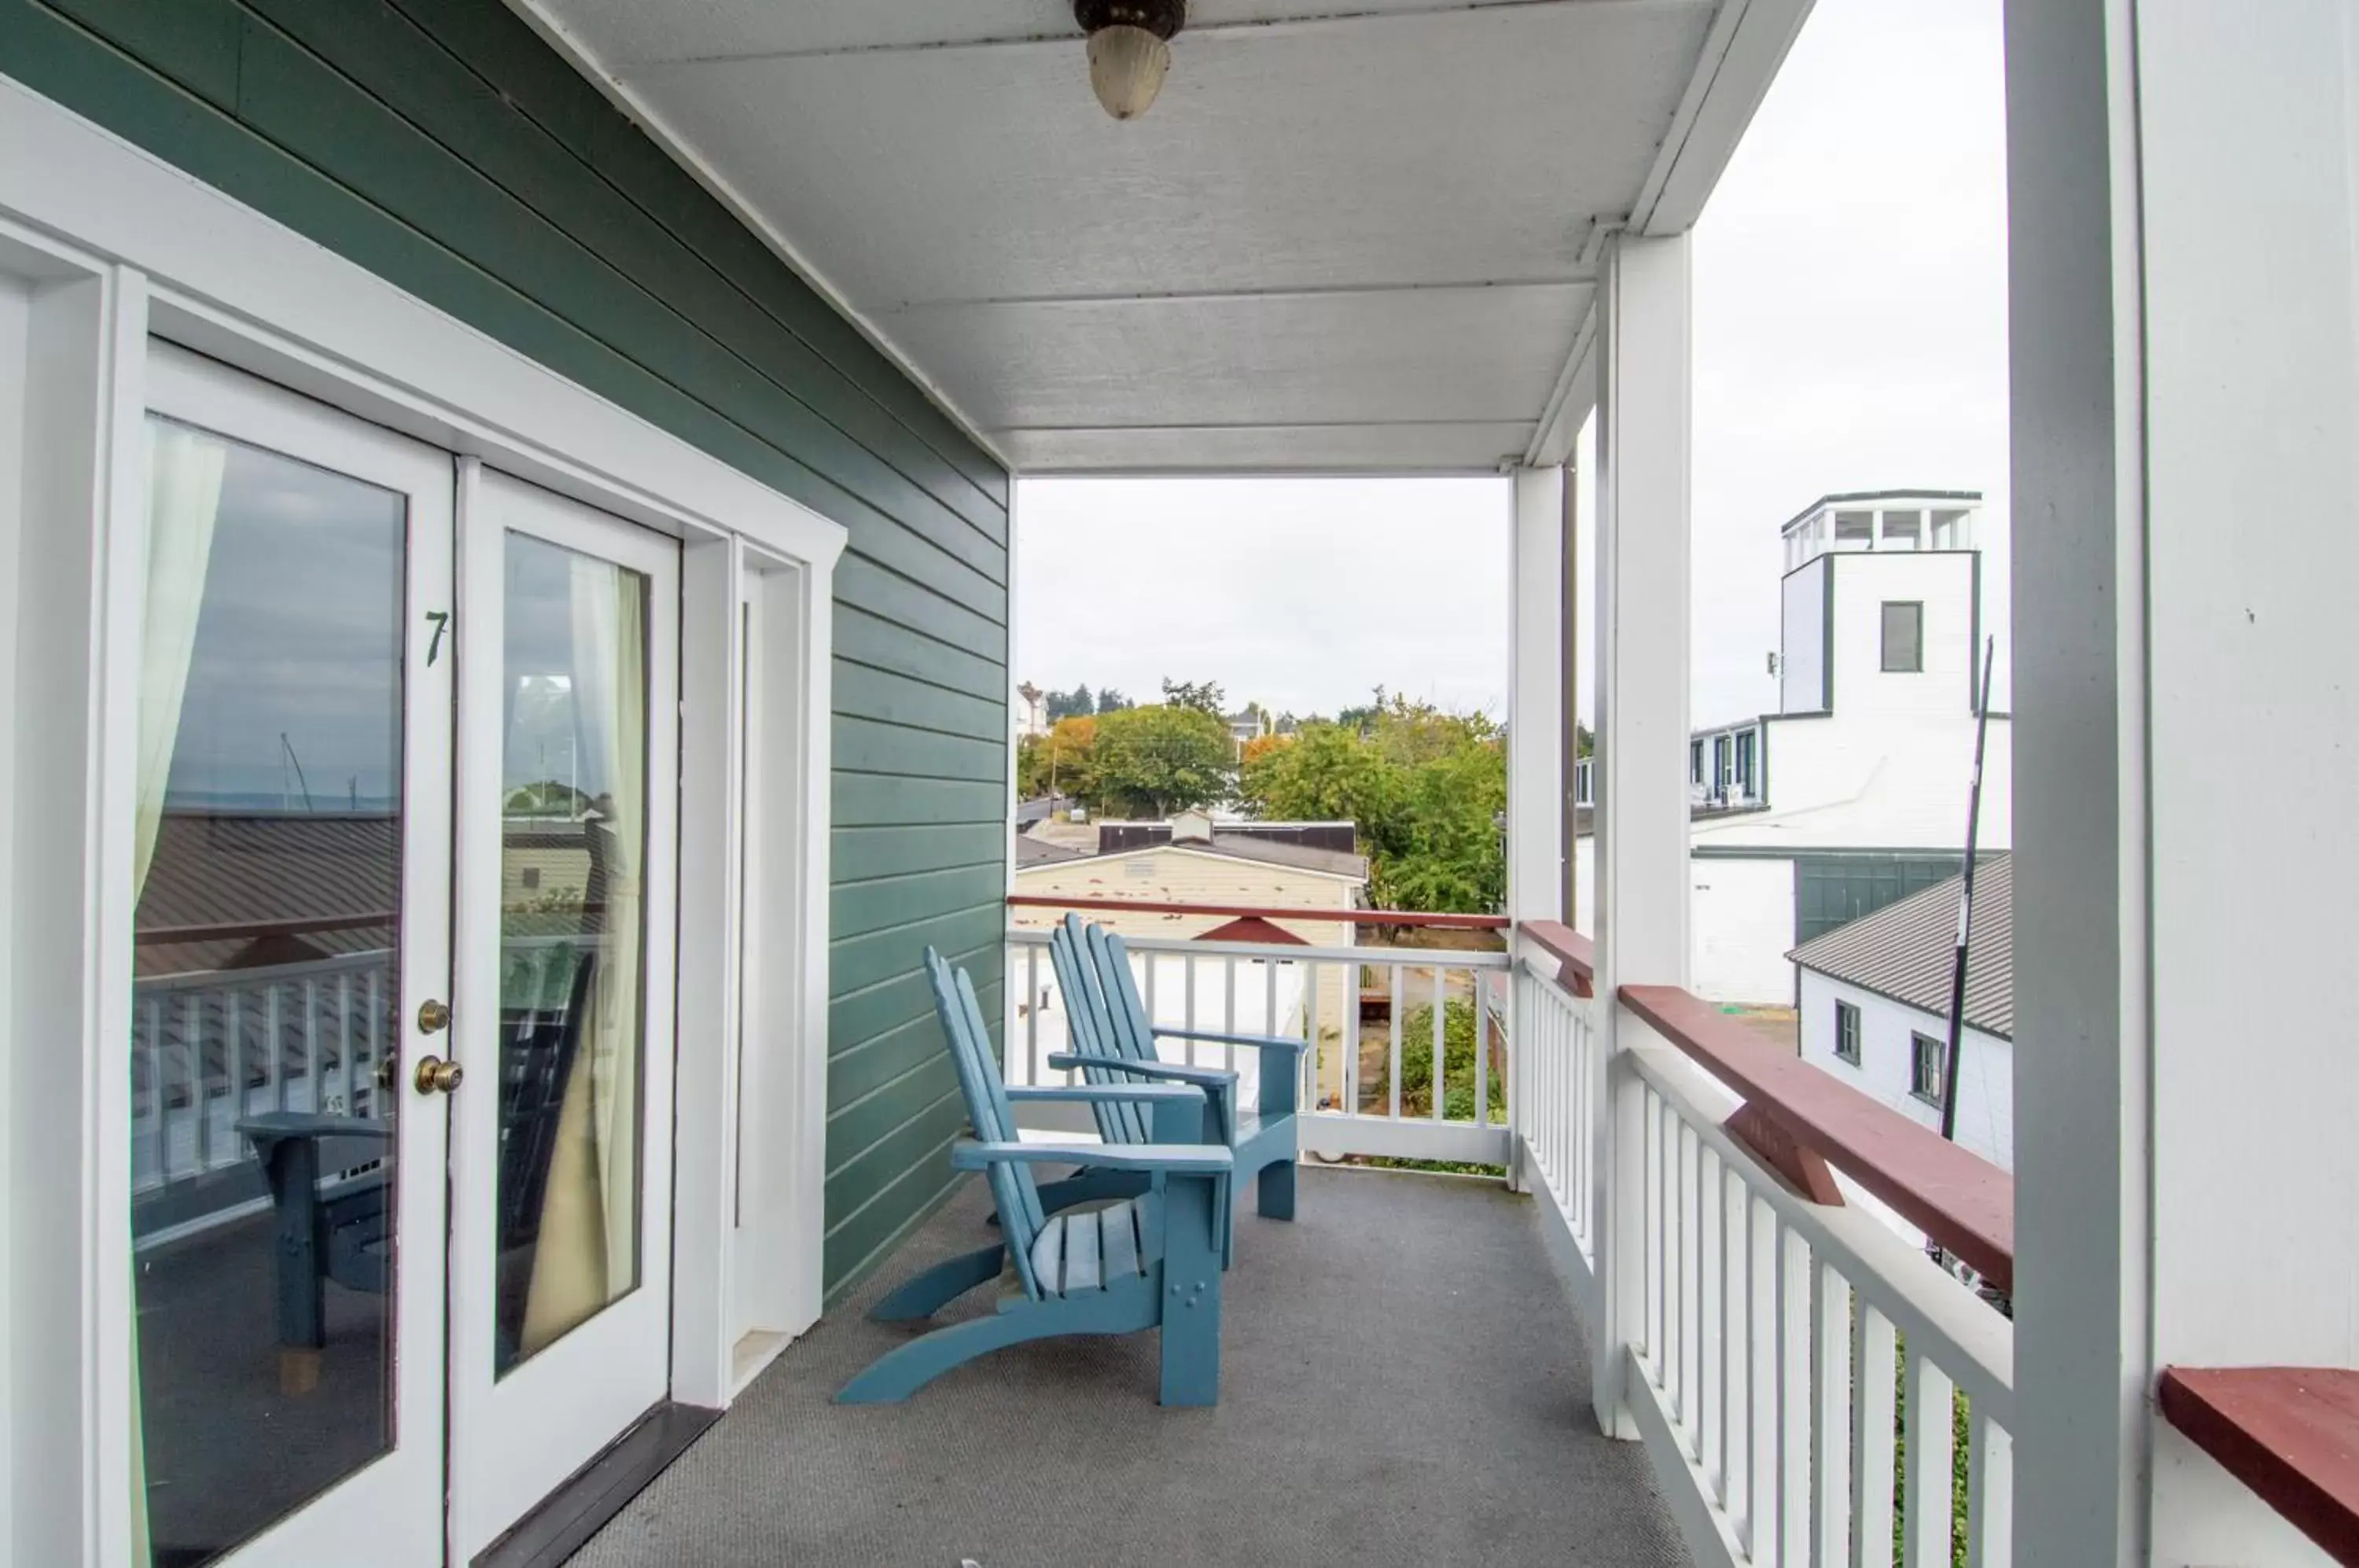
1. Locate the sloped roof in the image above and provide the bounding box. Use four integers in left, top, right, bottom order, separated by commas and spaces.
1786, 855, 2012, 1040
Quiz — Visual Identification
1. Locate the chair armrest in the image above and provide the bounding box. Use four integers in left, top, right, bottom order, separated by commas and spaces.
1046, 1053, 1238, 1090
951, 1139, 1234, 1176
1004, 1081, 1205, 1106
1150, 1027, 1312, 1056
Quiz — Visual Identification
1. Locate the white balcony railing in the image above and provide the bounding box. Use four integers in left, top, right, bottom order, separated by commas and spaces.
1514, 923, 2018, 1568
1003, 927, 1514, 1166
131, 949, 397, 1211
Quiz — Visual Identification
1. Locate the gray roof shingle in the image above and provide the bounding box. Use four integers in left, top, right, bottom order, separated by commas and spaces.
1785, 854, 2012, 1039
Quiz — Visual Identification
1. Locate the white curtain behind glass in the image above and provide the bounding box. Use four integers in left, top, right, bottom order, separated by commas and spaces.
520, 554, 646, 1353
130, 418, 227, 1568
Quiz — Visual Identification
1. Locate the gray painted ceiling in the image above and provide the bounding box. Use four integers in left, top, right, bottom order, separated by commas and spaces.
522, 0, 1799, 473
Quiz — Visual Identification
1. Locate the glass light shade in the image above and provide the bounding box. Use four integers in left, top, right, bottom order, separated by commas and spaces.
1087, 24, 1172, 120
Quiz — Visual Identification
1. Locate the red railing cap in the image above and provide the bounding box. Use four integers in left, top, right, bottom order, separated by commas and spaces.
1621, 981, 2015, 1292
2160, 1367, 2359, 1566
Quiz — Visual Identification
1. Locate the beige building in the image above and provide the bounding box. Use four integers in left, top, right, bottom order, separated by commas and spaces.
1010, 809, 1366, 1106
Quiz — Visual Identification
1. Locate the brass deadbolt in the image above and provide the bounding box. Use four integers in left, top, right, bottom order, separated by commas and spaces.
417, 997, 451, 1033
413, 1055, 464, 1095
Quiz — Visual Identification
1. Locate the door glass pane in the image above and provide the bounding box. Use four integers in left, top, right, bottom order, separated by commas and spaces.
494, 530, 650, 1376
130, 417, 407, 1566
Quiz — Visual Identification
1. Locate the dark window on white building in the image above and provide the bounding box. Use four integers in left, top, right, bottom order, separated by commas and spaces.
1881, 601, 1923, 672
1912, 1032, 1945, 1106
1835, 1001, 1861, 1064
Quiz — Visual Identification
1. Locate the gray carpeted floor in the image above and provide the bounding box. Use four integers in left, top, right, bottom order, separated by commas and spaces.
569, 1167, 1690, 1568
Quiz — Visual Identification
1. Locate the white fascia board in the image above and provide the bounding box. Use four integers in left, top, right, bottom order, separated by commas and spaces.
1628, 0, 1817, 237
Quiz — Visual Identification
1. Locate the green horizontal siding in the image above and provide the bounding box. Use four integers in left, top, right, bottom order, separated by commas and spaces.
2, 0, 1006, 1300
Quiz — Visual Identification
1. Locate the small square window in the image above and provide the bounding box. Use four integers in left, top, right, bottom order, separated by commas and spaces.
1835, 1001, 1861, 1064
1834, 510, 1874, 543
1911, 1032, 1946, 1106
1881, 602, 1923, 673
1880, 510, 1923, 549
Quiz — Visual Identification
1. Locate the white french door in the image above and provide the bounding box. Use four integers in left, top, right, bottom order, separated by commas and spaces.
133, 344, 454, 1568
447, 469, 683, 1560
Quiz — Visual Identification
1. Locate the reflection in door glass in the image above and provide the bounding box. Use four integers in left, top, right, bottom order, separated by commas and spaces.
129, 417, 406, 1565
494, 530, 650, 1376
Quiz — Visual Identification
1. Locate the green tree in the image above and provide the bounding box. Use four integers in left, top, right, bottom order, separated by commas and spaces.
1239, 723, 1400, 826
1159, 677, 1227, 717
1091, 705, 1233, 816
1096, 686, 1130, 713
1235, 698, 1506, 915
1044, 683, 1094, 722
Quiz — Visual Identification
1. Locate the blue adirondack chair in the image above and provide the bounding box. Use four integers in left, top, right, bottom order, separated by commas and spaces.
837, 948, 1234, 1407
1047, 915, 1305, 1224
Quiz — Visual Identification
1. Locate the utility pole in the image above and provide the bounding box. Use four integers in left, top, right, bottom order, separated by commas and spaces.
1938, 637, 1997, 1143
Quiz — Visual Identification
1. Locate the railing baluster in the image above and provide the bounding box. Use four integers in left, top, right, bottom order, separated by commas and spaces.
1904, 1352, 1955, 1568
1024, 940, 1042, 1087
1651, 1089, 1670, 1367
1967, 1411, 2012, 1568
1222, 955, 1237, 1077
265, 985, 285, 1113
1679, 1123, 1699, 1436
1182, 952, 1198, 1067
364, 966, 382, 1117
1143, 952, 1158, 1065
1749, 1197, 1778, 1561
337, 971, 355, 1115
1851, 1302, 1898, 1567
303, 977, 322, 1113
1811, 1260, 1852, 1568
144, 996, 165, 1183
1386, 963, 1404, 1119
1430, 966, 1447, 1123
1779, 1222, 1812, 1568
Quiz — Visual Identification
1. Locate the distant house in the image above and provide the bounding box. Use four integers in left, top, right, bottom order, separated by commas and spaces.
1787, 853, 2013, 1171
1224, 709, 1272, 745
1577, 489, 2010, 1002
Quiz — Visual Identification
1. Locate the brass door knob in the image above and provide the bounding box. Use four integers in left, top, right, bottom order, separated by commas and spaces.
413, 1055, 464, 1095
417, 998, 451, 1033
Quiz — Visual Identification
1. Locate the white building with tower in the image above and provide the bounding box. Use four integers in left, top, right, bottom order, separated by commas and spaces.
1577, 488, 2010, 1003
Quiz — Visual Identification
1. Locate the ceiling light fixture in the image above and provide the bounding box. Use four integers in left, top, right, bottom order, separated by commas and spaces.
1073, 0, 1186, 120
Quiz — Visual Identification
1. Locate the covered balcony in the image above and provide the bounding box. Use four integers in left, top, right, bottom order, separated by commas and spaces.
2, 0, 2352, 1565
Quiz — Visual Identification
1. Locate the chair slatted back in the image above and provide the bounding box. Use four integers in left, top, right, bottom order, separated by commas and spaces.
923, 948, 1045, 1298
1048, 915, 1145, 1144
1087, 925, 1161, 1067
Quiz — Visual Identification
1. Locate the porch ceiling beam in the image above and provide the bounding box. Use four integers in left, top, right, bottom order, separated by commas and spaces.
859, 273, 1598, 312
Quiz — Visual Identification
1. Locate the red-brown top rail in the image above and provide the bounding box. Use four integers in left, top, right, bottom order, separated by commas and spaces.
1621, 981, 2015, 1293
1520, 919, 1595, 995
1005, 893, 1508, 931
2159, 1367, 2359, 1566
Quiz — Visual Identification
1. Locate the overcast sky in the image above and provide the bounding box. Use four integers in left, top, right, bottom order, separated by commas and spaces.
1014, 0, 2009, 730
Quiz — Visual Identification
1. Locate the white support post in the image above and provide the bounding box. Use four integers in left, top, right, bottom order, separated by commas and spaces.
1508, 464, 1567, 929
1591, 230, 1691, 1441
2008, 4, 2359, 1563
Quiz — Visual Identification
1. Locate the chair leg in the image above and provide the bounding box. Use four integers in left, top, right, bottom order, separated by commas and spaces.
1257, 1157, 1297, 1221
839, 1287, 1154, 1404
869, 1244, 1004, 1323
1157, 1173, 1224, 1408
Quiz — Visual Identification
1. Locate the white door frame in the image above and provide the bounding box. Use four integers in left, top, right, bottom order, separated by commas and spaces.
448, 467, 684, 1560
0, 76, 845, 1568
139, 342, 459, 1568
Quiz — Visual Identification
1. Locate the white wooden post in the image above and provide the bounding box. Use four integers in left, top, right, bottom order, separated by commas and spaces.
2008, 3, 2359, 1562
1508, 463, 1567, 929
1591, 230, 1691, 1441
